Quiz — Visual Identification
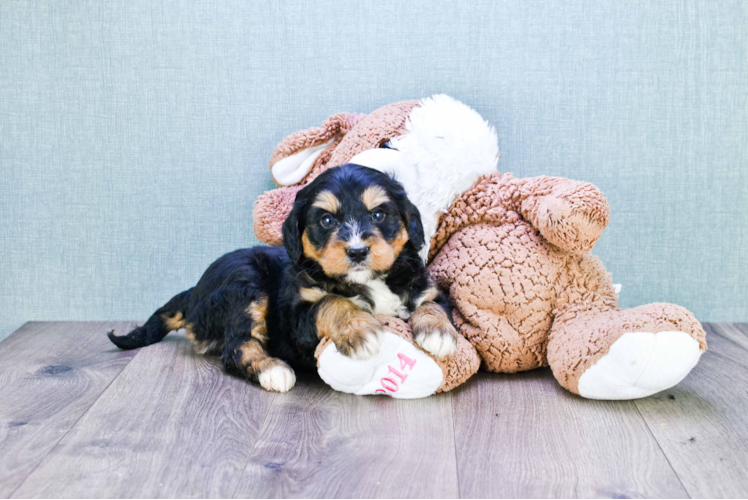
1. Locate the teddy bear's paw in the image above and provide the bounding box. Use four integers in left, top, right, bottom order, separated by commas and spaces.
318, 331, 443, 399
414, 328, 457, 358
577, 331, 704, 400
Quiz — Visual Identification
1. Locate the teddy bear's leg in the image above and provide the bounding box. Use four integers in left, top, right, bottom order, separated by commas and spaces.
316, 316, 480, 398
453, 309, 550, 373
546, 255, 707, 400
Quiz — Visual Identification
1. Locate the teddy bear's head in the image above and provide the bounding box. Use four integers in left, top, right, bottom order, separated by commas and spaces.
254, 95, 500, 262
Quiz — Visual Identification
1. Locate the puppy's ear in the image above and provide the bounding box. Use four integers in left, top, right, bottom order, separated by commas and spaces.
383, 173, 426, 253
282, 198, 305, 263
404, 199, 425, 252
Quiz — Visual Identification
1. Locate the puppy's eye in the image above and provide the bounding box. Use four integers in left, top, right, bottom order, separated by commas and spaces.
371, 210, 385, 222
320, 214, 335, 228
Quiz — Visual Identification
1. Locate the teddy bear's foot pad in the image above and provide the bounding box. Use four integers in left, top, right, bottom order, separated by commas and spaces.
577, 331, 703, 400
318, 331, 443, 399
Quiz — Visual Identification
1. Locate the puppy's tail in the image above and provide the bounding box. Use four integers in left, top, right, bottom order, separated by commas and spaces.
107, 288, 194, 350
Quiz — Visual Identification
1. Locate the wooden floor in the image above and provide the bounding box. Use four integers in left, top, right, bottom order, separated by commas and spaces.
1, 322, 747, 498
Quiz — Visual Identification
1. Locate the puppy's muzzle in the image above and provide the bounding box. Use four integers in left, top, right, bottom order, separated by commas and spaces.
346, 245, 369, 264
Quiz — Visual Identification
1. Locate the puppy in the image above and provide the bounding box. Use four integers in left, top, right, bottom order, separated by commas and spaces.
108, 164, 458, 392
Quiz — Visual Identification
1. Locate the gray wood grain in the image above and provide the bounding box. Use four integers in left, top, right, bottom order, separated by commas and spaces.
634, 323, 748, 498
233, 378, 459, 499
0, 321, 138, 498
707, 322, 748, 352
11, 330, 275, 499
452, 369, 688, 498
4, 322, 748, 498
736, 323, 748, 339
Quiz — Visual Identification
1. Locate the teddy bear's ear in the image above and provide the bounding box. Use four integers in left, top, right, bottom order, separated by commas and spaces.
271, 140, 332, 186
270, 112, 365, 186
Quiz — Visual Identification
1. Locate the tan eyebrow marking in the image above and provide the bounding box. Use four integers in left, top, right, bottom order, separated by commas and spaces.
312, 191, 340, 213
361, 186, 390, 210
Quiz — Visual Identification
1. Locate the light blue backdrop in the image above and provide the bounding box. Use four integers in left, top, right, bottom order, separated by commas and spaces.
1, 0, 746, 341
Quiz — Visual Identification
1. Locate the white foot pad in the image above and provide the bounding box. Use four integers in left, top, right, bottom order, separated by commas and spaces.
318, 331, 443, 399
578, 331, 703, 400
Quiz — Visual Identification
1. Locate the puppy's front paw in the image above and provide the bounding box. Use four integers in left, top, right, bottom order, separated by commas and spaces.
338, 312, 384, 361
317, 296, 384, 361
414, 327, 457, 358
411, 302, 458, 358
258, 362, 296, 392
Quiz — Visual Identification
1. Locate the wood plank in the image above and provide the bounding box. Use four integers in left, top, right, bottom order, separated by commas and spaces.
634, 323, 748, 498
0, 321, 139, 498
706, 322, 748, 352
735, 323, 748, 338
452, 369, 688, 498
233, 378, 459, 498
11, 330, 275, 498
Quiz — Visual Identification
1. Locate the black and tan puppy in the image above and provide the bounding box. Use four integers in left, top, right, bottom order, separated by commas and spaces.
108, 164, 458, 392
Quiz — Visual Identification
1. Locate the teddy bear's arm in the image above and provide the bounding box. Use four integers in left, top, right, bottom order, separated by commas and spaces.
516, 176, 610, 253
429, 173, 610, 260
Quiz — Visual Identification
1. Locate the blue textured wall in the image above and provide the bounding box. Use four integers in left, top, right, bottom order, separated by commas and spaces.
1, 0, 746, 340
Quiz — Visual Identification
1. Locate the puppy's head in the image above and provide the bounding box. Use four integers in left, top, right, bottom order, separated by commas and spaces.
282, 164, 424, 283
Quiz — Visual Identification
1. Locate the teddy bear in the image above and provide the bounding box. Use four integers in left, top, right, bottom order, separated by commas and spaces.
253, 94, 707, 400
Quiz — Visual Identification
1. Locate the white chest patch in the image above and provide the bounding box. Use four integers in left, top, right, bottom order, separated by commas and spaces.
362, 279, 410, 319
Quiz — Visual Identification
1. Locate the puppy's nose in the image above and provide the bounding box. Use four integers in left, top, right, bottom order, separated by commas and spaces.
346, 246, 369, 263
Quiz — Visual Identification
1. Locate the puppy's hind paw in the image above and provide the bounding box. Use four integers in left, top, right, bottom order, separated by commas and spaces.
258, 363, 296, 393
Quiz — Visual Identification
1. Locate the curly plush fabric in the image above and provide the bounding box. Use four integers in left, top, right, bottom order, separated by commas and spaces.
428, 173, 610, 260
431, 221, 564, 373
252, 184, 303, 246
